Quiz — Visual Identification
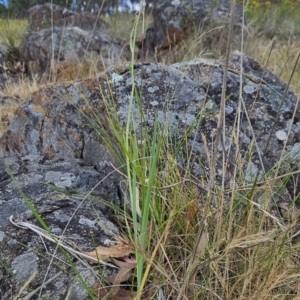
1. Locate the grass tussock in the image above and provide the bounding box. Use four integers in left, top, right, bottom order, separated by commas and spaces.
0, 18, 27, 62
89, 79, 300, 299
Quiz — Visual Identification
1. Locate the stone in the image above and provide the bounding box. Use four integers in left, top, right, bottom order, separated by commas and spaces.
143, 0, 245, 56
0, 154, 120, 299
1, 52, 300, 298
11, 252, 38, 282
19, 26, 130, 78
28, 3, 108, 32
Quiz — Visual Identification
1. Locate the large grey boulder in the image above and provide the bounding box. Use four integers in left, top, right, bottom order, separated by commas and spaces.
1, 52, 300, 298
28, 3, 109, 32
143, 0, 245, 56
20, 26, 130, 78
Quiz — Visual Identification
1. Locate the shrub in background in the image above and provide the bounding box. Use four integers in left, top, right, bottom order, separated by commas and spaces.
245, 0, 300, 37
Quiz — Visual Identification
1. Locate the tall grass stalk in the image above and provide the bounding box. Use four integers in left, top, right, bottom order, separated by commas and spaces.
125, 1, 152, 295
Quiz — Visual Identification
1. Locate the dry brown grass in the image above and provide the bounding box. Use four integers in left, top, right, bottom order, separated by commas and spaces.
0, 77, 39, 135
245, 35, 300, 98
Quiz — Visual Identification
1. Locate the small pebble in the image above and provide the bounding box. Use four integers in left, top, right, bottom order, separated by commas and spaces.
276, 130, 287, 141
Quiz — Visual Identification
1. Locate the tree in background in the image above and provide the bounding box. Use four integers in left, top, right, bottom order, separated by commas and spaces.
0, 0, 7, 8
71, 0, 141, 14
5, 0, 141, 17
0, 0, 8, 15
6, 0, 72, 17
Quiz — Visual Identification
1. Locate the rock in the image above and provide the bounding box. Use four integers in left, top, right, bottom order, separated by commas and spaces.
143, 0, 245, 56
11, 252, 39, 282
0, 155, 120, 299
20, 3, 128, 80
1, 52, 300, 298
19, 26, 130, 78
28, 3, 109, 32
